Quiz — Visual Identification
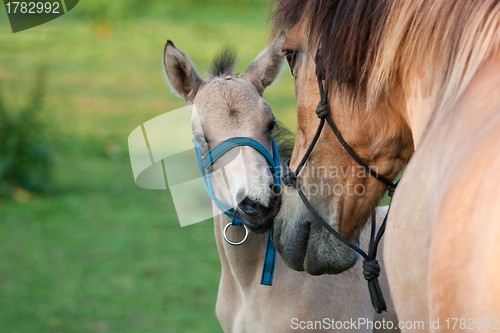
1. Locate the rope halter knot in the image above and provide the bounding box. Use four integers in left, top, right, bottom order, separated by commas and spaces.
315, 101, 329, 118
282, 159, 295, 187
388, 185, 396, 197
363, 257, 387, 313
362, 259, 381, 281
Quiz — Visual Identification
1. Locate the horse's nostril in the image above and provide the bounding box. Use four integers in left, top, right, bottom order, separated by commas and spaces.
238, 197, 261, 217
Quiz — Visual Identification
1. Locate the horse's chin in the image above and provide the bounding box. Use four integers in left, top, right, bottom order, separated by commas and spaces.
238, 212, 274, 234
302, 222, 360, 275
272, 199, 360, 275
236, 195, 280, 234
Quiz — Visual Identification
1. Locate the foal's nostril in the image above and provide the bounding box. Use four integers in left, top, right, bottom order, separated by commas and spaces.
238, 197, 262, 217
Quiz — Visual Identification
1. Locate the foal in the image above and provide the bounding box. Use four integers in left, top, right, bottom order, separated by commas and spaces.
163, 35, 398, 333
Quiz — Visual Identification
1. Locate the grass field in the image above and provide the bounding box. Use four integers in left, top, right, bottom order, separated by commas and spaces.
0, 2, 296, 332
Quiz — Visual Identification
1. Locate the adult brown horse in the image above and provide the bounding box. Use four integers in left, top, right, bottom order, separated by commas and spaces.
269, 0, 500, 330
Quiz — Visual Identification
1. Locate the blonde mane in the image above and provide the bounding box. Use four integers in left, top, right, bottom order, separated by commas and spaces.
369, 0, 500, 115
272, 0, 500, 116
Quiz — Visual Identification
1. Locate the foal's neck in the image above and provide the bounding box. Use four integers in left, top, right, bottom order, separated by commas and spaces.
214, 213, 268, 290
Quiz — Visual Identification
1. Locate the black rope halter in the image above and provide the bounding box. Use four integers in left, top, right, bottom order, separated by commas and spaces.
281, 50, 397, 314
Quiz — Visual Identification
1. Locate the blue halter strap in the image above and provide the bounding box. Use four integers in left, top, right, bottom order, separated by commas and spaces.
194, 137, 280, 286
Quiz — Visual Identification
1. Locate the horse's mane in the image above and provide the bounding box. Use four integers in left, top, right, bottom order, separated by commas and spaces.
271, 0, 500, 114
209, 47, 237, 77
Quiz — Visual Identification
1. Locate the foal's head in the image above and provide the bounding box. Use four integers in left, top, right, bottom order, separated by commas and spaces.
270, 0, 414, 275
163, 34, 285, 233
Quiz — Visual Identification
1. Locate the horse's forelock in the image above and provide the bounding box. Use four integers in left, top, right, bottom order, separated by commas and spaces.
209, 47, 237, 77
271, 0, 390, 99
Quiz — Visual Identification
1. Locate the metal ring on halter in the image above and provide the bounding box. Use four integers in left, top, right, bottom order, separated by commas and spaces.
223, 222, 249, 246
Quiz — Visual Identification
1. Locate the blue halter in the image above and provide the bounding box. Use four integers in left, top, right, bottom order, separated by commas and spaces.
194, 136, 280, 286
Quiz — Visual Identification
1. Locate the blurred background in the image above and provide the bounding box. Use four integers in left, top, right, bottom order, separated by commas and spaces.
0, 1, 297, 332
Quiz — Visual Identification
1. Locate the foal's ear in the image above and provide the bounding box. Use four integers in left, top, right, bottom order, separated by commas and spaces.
163, 40, 203, 104
241, 31, 286, 96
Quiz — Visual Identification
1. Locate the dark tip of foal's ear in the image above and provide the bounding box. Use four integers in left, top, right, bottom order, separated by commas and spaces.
166, 40, 175, 48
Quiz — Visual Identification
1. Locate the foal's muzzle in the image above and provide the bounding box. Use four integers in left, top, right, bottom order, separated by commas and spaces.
237, 185, 280, 233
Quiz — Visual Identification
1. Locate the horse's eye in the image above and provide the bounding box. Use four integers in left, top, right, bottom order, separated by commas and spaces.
285, 51, 295, 66
284, 50, 297, 75
268, 120, 277, 132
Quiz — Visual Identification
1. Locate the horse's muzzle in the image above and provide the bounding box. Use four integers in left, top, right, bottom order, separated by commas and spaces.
237, 189, 280, 234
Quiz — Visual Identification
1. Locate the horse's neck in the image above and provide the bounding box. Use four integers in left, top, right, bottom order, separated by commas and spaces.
214, 212, 267, 290
405, 49, 500, 149
418, 52, 500, 161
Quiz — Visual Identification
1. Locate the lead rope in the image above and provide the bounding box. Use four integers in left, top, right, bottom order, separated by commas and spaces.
281, 52, 397, 313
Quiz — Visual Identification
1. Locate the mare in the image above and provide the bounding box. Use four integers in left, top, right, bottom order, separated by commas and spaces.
270, 0, 500, 330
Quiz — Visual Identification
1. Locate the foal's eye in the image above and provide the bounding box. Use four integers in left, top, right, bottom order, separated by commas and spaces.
268, 120, 277, 132
284, 50, 297, 75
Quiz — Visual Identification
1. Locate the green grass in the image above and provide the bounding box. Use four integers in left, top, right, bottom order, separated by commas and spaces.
0, 157, 222, 332
0, 3, 296, 332
0, 4, 296, 144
